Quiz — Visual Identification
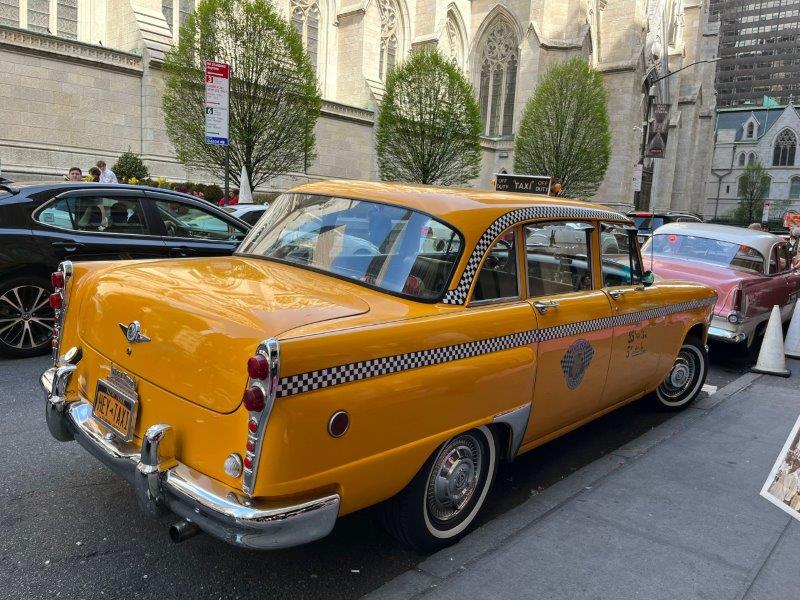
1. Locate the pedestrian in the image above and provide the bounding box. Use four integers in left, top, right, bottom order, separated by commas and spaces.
88, 166, 101, 182
227, 188, 239, 206
748, 222, 763, 231
790, 227, 800, 268
66, 167, 82, 182
96, 160, 118, 184
549, 179, 563, 196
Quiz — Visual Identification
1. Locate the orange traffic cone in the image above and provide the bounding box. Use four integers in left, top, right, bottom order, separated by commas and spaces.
752, 305, 791, 377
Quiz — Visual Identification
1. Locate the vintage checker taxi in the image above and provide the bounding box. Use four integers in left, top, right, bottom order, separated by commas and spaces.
42, 181, 716, 552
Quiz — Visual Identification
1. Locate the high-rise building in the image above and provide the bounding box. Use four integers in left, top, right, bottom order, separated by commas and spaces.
710, 0, 800, 106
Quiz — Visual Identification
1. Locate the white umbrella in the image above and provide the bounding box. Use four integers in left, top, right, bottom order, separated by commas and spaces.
238, 165, 253, 204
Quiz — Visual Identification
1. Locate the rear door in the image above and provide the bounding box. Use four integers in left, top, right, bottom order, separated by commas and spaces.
31, 189, 167, 263
522, 220, 614, 441
768, 243, 799, 320
145, 192, 248, 257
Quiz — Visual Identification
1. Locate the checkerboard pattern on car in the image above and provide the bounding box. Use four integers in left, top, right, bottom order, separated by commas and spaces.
275, 297, 715, 398
442, 205, 629, 305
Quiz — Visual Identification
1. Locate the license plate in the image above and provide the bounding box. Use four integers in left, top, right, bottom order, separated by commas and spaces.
93, 379, 138, 440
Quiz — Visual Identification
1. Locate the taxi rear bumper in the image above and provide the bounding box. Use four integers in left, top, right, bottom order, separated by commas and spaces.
41, 366, 340, 550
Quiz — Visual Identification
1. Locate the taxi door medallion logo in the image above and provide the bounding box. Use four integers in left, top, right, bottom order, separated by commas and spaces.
561, 339, 595, 390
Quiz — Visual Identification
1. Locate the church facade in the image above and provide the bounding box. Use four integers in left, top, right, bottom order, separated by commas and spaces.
0, 0, 718, 211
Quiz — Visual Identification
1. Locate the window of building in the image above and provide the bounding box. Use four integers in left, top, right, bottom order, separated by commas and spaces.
291, 0, 321, 75
478, 18, 518, 138
439, 10, 464, 71
739, 153, 746, 166
790, 177, 800, 199
163, 0, 194, 39
746, 121, 755, 137
748, 152, 756, 165
773, 129, 797, 166
57, 0, 78, 39
27, 0, 49, 33
0, 0, 19, 28
377, 0, 401, 80
162, 0, 173, 32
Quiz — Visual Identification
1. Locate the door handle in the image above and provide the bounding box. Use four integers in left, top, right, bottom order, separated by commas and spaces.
51, 241, 84, 251
609, 289, 626, 300
533, 300, 559, 314
169, 246, 194, 257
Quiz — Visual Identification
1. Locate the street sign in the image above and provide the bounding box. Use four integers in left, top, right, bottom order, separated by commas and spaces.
645, 103, 670, 159
204, 61, 229, 146
495, 173, 551, 195
632, 163, 643, 192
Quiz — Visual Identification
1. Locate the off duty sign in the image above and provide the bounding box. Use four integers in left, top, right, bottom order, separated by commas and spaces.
495, 173, 552, 195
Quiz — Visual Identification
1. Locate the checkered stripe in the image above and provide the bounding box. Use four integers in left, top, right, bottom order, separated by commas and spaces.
442, 206, 629, 305
275, 296, 715, 398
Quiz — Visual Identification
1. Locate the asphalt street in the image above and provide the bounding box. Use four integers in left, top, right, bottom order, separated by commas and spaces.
0, 345, 759, 600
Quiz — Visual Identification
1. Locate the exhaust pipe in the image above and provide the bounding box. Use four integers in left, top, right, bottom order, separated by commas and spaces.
169, 519, 200, 543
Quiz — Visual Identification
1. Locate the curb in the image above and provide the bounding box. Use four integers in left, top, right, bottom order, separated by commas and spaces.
366, 370, 764, 599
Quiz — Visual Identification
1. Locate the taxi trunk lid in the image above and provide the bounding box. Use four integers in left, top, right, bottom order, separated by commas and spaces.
77, 257, 370, 413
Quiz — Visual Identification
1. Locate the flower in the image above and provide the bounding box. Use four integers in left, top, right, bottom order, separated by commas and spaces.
128, 177, 139, 185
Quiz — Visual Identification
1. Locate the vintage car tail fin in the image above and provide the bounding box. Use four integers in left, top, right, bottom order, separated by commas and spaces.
50, 261, 73, 362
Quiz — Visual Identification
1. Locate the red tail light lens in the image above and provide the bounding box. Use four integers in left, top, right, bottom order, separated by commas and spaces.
243, 456, 254, 470
49, 293, 63, 310
242, 386, 265, 412
247, 354, 269, 380
733, 288, 743, 312
51, 271, 65, 288
248, 418, 258, 433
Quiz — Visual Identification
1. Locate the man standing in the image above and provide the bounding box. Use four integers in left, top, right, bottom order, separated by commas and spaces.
96, 160, 118, 184
66, 167, 82, 181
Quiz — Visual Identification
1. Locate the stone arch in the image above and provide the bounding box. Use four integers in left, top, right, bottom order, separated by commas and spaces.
439, 4, 468, 71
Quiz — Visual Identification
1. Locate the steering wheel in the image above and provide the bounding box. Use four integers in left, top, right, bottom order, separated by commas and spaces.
486, 239, 513, 270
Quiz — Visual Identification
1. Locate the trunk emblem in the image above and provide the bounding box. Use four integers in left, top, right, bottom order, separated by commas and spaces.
119, 321, 150, 344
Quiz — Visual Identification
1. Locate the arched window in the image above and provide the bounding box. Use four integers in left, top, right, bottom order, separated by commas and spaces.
378, 0, 401, 80
773, 129, 797, 166
738, 153, 746, 166
291, 0, 322, 75
790, 177, 800, 199
748, 153, 756, 165
478, 19, 518, 137
746, 121, 755, 138
440, 11, 465, 70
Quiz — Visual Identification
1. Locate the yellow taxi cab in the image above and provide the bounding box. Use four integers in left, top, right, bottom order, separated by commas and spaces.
42, 180, 716, 552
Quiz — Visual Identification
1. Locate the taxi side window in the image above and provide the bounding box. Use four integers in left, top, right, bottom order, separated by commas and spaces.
525, 221, 593, 297
472, 231, 519, 302
600, 222, 642, 287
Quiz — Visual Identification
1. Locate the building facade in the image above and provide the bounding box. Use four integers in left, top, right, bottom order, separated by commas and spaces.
709, 0, 800, 107
0, 0, 717, 211
706, 102, 800, 219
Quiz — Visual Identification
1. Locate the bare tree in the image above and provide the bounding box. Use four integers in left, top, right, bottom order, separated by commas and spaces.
162, 0, 321, 189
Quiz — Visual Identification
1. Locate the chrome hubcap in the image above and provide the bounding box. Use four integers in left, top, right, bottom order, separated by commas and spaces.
0, 285, 54, 349
659, 348, 699, 403
426, 434, 482, 523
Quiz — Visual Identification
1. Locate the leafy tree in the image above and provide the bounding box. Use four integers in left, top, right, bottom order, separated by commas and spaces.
162, 0, 321, 190
376, 49, 482, 185
734, 160, 771, 224
112, 150, 149, 182
514, 57, 611, 198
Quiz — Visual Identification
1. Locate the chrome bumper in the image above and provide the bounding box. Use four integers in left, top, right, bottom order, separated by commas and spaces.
707, 325, 747, 344
42, 367, 340, 550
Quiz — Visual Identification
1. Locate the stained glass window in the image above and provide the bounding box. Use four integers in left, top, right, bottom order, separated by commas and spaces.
479, 19, 518, 137
27, 0, 49, 34
377, 0, 400, 80
57, 0, 78, 39
291, 0, 321, 76
0, 0, 19, 28
773, 129, 797, 166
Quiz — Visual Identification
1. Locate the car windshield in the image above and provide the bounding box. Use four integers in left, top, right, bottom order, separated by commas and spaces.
237, 193, 463, 300
641, 233, 765, 274
631, 216, 664, 231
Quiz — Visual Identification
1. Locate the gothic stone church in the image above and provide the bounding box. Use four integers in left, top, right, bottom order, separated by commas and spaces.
0, 0, 717, 211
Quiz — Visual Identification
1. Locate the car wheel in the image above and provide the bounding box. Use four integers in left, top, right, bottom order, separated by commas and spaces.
0, 276, 55, 358
651, 336, 707, 411
382, 426, 498, 553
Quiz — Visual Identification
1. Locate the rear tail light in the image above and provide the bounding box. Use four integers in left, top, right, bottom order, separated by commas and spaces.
732, 288, 743, 312
247, 354, 270, 380
49, 292, 63, 310
242, 386, 265, 412
51, 271, 65, 289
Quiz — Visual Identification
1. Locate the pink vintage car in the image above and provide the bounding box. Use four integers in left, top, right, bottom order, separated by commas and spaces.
641, 223, 800, 348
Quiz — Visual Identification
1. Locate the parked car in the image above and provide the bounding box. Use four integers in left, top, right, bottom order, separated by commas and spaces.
0, 182, 250, 357
223, 204, 268, 226
641, 222, 800, 348
628, 210, 703, 244
42, 180, 716, 552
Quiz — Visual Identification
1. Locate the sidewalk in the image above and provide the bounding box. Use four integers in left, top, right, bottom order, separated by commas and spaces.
369, 361, 800, 600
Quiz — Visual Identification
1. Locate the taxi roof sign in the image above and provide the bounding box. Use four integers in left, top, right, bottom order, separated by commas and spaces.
494, 173, 551, 195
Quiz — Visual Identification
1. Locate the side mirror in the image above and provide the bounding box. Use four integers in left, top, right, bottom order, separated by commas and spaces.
641, 271, 655, 287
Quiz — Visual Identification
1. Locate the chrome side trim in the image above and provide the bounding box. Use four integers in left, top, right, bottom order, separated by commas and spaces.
243, 338, 280, 497
43, 393, 340, 549
708, 326, 747, 344
492, 402, 532, 461
42, 365, 77, 441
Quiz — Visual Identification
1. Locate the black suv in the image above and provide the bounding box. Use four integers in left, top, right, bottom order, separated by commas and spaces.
627, 211, 703, 243
0, 182, 250, 357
